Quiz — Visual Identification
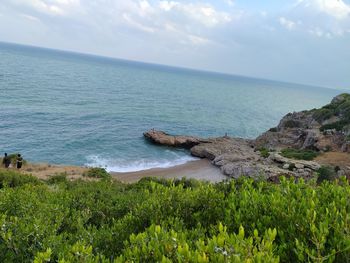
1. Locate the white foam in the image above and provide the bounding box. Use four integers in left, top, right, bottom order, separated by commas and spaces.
85, 155, 199, 173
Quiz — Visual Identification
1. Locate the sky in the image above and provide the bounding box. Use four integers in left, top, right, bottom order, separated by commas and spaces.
0, 0, 349, 88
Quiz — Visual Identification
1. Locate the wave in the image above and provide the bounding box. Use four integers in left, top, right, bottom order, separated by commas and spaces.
85, 155, 199, 173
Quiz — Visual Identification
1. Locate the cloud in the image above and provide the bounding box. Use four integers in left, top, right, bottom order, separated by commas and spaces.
10, 0, 80, 16
158, 1, 232, 28
297, 0, 350, 20
279, 17, 296, 30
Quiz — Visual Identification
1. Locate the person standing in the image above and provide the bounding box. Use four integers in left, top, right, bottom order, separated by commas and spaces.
2, 153, 11, 168
16, 154, 23, 169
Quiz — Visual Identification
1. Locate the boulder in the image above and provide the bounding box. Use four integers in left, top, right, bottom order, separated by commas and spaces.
143, 130, 204, 149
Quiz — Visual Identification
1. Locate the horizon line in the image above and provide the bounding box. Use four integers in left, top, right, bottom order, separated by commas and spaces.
0, 40, 340, 91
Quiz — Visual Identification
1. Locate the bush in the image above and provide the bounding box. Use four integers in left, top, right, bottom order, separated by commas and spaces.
82, 168, 111, 179
0, 170, 41, 188
313, 108, 334, 123
281, 148, 319, 160
283, 120, 301, 128
47, 173, 68, 184
317, 165, 337, 183
320, 120, 349, 132
258, 147, 270, 158
117, 224, 279, 262
1, 171, 350, 262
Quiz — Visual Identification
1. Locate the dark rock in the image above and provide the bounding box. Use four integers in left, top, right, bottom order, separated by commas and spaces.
143, 130, 204, 149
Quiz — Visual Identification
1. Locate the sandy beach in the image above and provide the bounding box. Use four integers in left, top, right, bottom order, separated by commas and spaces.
15, 159, 226, 183
111, 159, 226, 183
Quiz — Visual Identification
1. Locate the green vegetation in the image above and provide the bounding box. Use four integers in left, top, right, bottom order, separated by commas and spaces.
320, 120, 349, 132
0, 169, 349, 262
258, 147, 270, 158
283, 120, 301, 128
317, 165, 338, 184
281, 148, 319, 161
82, 167, 111, 179
312, 93, 350, 132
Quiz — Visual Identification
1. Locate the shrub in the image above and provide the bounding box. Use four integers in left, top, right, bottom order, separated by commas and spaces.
117, 224, 279, 263
1, 173, 350, 262
320, 120, 349, 132
82, 168, 111, 179
281, 148, 319, 161
283, 120, 301, 128
47, 173, 68, 184
313, 108, 334, 122
0, 170, 41, 188
317, 165, 337, 183
258, 147, 270, 158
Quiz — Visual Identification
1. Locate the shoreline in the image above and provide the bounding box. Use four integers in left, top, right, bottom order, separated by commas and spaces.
14, 159, 226, 183
111, 159, 226, 183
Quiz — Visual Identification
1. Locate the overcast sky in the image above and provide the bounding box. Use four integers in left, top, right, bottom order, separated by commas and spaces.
0, 0, 349, 88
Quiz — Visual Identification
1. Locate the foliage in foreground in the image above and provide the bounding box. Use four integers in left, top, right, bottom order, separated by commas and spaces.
0, 169, 349, 262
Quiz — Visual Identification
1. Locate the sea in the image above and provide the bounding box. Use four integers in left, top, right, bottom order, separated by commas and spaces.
0, 42, 341, 172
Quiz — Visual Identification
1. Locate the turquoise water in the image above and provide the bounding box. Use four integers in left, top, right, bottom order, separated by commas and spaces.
0, 42, 340, 171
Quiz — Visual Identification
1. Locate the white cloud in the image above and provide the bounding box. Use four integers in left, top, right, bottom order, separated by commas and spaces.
279, 17, 296, 30
158, 1, 232, 28
6, 0, 80, 16
297, 0, 350, 19
159, 1, 178, 11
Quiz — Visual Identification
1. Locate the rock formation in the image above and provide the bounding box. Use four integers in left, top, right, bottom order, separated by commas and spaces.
143, 130, 206, 149
144, 94, 350, 180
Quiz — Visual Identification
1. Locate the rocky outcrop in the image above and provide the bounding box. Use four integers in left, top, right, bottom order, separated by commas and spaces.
144, 94, 350, 180
144, 130, 205, 149
255, 94, 350, 152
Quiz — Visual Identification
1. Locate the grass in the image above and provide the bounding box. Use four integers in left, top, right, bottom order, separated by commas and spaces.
258, 147, 270, 158
281, 148, 319, 161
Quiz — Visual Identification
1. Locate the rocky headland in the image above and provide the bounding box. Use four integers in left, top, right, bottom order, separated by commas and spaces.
144, 94, 350, 181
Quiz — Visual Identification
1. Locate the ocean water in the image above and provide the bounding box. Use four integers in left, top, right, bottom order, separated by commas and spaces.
0, 42, 340, 172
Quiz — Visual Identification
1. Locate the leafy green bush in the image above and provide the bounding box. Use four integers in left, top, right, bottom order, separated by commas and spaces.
0, 170, 41, 188
117, 224, 279, 262
82, 167, 111, 179
0, 170, 350, 262
281, 148, 319, 160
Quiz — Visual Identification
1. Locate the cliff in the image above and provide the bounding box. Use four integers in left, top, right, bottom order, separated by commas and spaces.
144, 94, 350, 181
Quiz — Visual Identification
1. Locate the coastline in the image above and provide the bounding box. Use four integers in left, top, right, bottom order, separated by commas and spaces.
15, 159, 225, 183
111, 159, 226, 183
